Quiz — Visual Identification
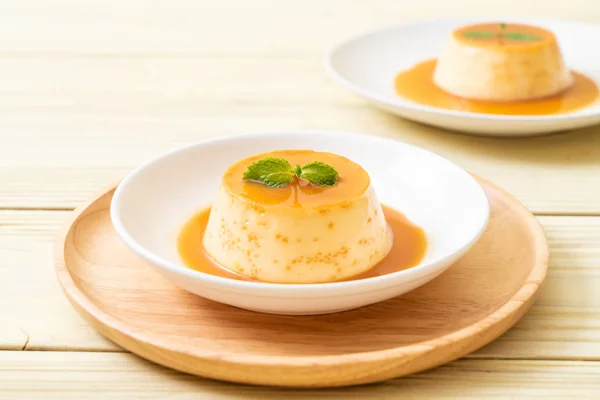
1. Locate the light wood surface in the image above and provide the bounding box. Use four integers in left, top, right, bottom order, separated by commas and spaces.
2, 74, 600, 214
2, 0, 600, 396
54, 179, 548, 387
2, 352, 600, 399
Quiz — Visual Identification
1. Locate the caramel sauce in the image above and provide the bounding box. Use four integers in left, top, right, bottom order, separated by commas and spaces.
177, 205, 427, 283
223, 150, 370, 208
394, 59, 599, 115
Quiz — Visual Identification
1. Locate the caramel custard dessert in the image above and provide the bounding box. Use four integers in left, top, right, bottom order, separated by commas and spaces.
434, 23, 573, 102
177, 150, 427, 284
394, 22, 599, 115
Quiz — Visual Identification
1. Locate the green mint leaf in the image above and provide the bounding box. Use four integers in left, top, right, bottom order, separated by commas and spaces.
463, 31, 494, 39
296, 161, 339, 187
500, 23, 507, 30
242, 157, 294, 188
293, 164, 302, 177
261, 171, 295, 188
502, 32, 540, 41
242, 157, 340, 188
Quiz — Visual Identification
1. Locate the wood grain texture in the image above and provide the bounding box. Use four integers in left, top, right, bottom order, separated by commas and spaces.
0, 57, 599, 212
51, 178, 549, 387
2, 351, 600, 399
0, 0, 598, 55
0, 210, 120, 351
2, 210, 599, 357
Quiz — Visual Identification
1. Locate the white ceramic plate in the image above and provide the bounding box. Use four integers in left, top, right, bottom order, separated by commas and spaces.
111, 131, 489, 315
326, 17, 600, 136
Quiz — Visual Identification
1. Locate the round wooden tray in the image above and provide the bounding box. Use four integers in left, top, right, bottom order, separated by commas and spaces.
54, 177, 549, 388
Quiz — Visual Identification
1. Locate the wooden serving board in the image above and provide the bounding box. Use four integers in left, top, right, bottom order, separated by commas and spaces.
54, 177, 549, 388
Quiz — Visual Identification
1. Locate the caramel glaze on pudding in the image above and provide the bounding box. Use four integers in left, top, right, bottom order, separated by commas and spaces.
177, 150, 426, 284
394, 22, 600, 115
178, 205, 427, 283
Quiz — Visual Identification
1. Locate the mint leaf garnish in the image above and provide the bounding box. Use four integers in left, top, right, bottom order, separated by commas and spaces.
242, 157, 294, 188
502, 32, 540, 41
242, 157, 339, 188
463, 31, 494, 38
293, 164, 302, 177
295, 161, 339, 187
463, 29, 540, 42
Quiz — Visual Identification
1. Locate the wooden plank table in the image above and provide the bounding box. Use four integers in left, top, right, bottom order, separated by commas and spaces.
1, 1, 600, 398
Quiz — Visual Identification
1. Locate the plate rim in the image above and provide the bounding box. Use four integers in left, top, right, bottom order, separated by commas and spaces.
53, 173, 550, 387
325, 16, 600, 122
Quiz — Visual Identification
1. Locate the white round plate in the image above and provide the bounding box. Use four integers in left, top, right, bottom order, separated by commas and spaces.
111, 131, 489, 315
326, 17, 600, 137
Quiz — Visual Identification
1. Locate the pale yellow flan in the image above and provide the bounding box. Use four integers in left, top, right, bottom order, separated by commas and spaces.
202, 150, 392, 284
433, 23, 574, 102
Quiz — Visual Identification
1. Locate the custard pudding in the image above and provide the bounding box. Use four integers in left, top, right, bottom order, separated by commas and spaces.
433, 23, 574, 102
202, 150, 393, 284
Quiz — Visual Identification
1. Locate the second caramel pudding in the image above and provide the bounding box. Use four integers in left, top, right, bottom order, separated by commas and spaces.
433, 23, 574, 102
202, 150, 393, 283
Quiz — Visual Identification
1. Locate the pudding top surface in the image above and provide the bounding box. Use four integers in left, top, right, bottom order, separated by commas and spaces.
453, 22, 556, 49
222, 150, 371, 208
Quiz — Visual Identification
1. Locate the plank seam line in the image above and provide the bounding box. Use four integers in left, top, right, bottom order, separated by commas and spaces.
1, 349, 600, 363
18, 328, 29, 351
0, 51, 310, 59
2, 207, 600, 218
0, 207, 74, 211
